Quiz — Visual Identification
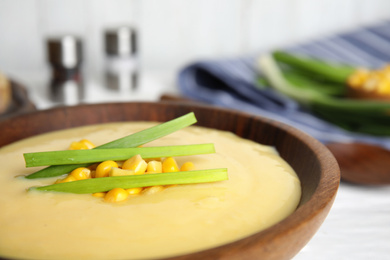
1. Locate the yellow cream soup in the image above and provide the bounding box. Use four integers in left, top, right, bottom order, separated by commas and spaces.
0, 122, 301, 260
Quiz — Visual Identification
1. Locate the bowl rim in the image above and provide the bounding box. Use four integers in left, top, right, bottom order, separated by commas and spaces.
0, 101, 340, 260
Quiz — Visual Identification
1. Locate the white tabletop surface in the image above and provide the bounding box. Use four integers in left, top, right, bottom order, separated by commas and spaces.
9, 70, 390, 260
295, 183, 390, 260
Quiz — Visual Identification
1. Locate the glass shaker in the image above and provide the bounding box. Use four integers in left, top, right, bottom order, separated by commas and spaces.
104, 26, 138, 92
47, 35, 83, 105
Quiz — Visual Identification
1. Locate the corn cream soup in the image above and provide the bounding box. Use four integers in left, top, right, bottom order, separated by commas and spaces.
0, 122, 301, 260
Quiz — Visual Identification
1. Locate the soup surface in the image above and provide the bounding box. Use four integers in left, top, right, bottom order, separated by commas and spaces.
0, 122, 301, 260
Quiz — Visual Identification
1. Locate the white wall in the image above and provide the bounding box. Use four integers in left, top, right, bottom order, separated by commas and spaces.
1, 0, 390, 81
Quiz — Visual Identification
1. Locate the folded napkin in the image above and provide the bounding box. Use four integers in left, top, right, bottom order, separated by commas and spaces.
178, 20, 390, 150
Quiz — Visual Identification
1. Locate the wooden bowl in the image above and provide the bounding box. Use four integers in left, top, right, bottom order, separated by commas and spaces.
0, 102, 340, 260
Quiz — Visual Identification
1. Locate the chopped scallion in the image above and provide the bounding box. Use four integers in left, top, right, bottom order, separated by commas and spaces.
30, 168, 228, 194
258, 53, 390, 135
24, 144, 215, 167
25, 112, 197, 179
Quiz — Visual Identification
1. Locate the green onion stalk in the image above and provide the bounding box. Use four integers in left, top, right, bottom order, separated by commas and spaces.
24, 144, 215, 168
30, 169, 228, 194
25, 112, 198, 179
258, 51, 390, 136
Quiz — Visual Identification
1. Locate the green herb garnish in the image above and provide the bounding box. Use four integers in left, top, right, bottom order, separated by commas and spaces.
25, 112, 197, 179
272, 50, 355, 84
258, 53, 390, 135
30, 169, 228, 194
24, 144, 215, 167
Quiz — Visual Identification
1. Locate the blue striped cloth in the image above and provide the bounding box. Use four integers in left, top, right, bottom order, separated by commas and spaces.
178, 20, 390, 150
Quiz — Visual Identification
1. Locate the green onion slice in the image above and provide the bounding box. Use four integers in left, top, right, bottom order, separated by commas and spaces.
30, 168, 228, 194
24, 144, 215, 167
25, 112, 197, 179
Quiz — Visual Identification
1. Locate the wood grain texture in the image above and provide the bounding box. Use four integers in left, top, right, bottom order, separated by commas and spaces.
0, 102, 340, 260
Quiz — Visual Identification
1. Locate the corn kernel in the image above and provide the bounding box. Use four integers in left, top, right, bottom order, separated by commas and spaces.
95, 160, 118, 178
180, 162, 195, 171
162, 157, 179, 173
122, 155, 147, 175
56, 175, 76, 183
69, 139, 95, 150
363, 76, 379, 91
378, 79, 390, 95
69, 141, 85, 150
347, 69, 369, 88
79, 139, 95, 149
109, 167, 135, 177
146, 161, 162, 174
126, 187, 143, 195
70, 167, 91, 180
142, 185, 164, 195
104, 188, 129, 203
92, 192, 106, 198
348, 65, 390, 97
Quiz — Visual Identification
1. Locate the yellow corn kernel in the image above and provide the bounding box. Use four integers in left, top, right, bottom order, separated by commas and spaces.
69, 139, 95, 150
79, 139, 95, 149
56, 175, 76, 183
69, 167, 91, 180
348, 65, 390, 97
92, 192, 106, 198
180, 161, 195, 171
347, 69, 369, 88
146, 161, 162, 174
142, 185, 164, 195
363, 75, 379, 92
104, 188, 129, 203
109, 167, 135, 177
378, 79, 390, 95
162, 157, 179, 173
69, 141, 85, 150
126, 187, 143, 195
122, 155, 147, 175
95, 160, 118, 178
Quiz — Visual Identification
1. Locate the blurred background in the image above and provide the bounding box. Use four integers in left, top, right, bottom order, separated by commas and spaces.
1, 0, 390, 110
1, 1, 390, 259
